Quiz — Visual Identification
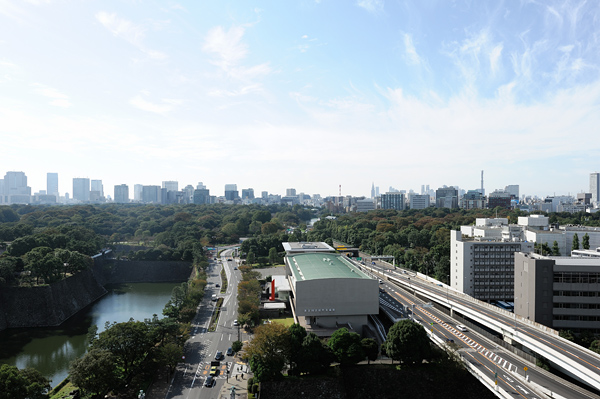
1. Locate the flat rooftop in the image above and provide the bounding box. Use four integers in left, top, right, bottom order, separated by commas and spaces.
287, 253, 371, 281
282, 242, 335, 254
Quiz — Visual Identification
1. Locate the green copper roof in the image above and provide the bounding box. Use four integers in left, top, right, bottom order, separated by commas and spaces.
287, 253, 371, 281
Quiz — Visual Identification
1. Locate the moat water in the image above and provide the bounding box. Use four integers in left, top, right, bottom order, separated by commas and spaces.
0, 282, 179, 387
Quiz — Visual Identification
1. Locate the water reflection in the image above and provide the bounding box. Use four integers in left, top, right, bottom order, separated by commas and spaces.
0, 282, 178, 387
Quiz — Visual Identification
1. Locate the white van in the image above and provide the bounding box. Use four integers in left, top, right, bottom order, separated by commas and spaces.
211, 294, 217, 301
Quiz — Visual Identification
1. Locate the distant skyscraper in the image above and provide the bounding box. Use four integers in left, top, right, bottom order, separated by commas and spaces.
591, 173, 600, 205
381, 192, 405, 210
261, 191, 268, 199
114, 184, 129, 203
286, 188, 296, 197
73, 178, 90, 202
224, 184, 238, 200
162, 181, 178, 192
47, 173, 58, 197
193, 188, 210, 204
504, 185, 520, 199
134, 184, 143, 201
242, 188, 255, 199
371, 183, 375, 199
91, 179, 103, 197
2, 171, 31, 204
142, 185, 161, 203
196, 182, 206, 189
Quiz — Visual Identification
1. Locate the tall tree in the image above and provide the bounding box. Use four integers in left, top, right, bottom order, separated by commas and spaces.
69, 349, 119, 397
268, 247, 278, 265
361, 338, 379, 364
572, 233, 580, 252
552, 241, 561, 256
288, 323, 307, 375
583, 233, 590, 250
245, 323, 291, 381
0, 364, 50, 399
384, 319, 431, 364
327, 327, 364, 366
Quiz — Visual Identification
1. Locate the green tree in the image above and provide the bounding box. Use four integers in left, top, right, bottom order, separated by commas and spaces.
384, 319, 431, 364
590, 340, 600, 355
327, 327, 364, 366
559, 329, 575, 342
245, 323, 290, 382
232, 340, 243, 353
288, 323, 307, 374
552, 241, 561, 256
572, 233, 580, 252
157, 342, 183, 378
91, 319, 152, 376
268, 247, 278, 265
300, 332, 334, 375
69, 349, 119, 396
0, 364, 50, 399
361, 338, 379, 364
583, 233, 590, 250
246, 250, 256, 266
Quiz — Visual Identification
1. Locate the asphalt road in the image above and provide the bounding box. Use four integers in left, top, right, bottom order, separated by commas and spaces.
164, 249, 249, 399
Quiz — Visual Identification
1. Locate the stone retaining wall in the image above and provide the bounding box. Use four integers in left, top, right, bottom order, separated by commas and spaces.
0, 256, 192, 331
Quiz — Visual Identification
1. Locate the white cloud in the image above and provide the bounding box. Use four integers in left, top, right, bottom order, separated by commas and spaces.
489, 44, 503, 76
203, 26, 248, 70
356, 0, 384, 13
403, 33, 423, 66
129, 93, 181, 114
30, 83, 71, 108
95, 11, 167, 60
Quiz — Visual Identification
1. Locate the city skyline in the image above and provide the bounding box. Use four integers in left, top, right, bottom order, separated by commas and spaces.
2, 1, 600, 197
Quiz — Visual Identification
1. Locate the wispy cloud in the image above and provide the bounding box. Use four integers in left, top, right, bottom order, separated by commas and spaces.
95, 11, 167, 60
203, 25, 271, 94
403, 33, 424, 66
31, 83, 71, 107
356, 0, 384, 13
129, 93, 181, 115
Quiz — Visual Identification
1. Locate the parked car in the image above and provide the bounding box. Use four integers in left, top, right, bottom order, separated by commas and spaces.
204, 375, 214, 387
233, 320, 239, 326
215, 351, 224, 360
456, 324, 468, 332
226, 347, 234, 356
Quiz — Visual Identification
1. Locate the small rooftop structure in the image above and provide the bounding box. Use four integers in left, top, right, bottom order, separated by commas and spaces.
282, 241, 336, 254
287, 253, 371, 281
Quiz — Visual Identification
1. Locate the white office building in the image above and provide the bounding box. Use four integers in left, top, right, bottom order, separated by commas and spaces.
451, 218, 534, 302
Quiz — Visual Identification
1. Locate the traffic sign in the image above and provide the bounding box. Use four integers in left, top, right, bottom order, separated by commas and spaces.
524, 366, 528, 371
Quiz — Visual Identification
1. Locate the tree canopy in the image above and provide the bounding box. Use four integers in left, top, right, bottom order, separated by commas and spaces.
384, 319, 431, 364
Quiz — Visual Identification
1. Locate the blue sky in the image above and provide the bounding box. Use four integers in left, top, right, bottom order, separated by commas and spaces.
1, 0, 599, 199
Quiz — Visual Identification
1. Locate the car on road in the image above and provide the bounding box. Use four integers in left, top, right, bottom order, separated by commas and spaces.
215, 351, 224, 360
204, 375, 214, 386
456, 324, 468, 332
379, 279, 383, 284
233, 267, 238, 270
215, 283, 220, 287
445, 338, 455, 343
210, 366, 217, 376
233, 319, 239, 326
226, 347, 234, 356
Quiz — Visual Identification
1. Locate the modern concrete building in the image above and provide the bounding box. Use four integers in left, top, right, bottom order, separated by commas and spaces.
47, 173, 58, 198
514, 252, 600, 334
460, 190, 486, 209
193, 188, 210, 204
451, 219, 534, 302
380, 192, 405, 210
241, 188, 255, 200
2, 171, 31, 204
224, 184, 238, 201
409, 194, 430, 209
72, 178, 90, 202
162, 181, 178, 192
488, 190, 512, 209
355, 199, 375, 212
133, 184, 143, 202
283, 242, 336, 255
142, 185, 161, 203
591, 172, 600, 205
284, 248, 378, 335
435, 186, 458, 208
114, 184, 129, 203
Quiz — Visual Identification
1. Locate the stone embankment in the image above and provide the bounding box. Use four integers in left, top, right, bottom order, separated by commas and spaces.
0, 255, 192, 331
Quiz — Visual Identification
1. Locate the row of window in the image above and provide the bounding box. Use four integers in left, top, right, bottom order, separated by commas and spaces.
554, 291, 600, 297
553, 272, 600, 284
554, 303, 600, 309
554, 315, 600, 322
473, 246, 521, 252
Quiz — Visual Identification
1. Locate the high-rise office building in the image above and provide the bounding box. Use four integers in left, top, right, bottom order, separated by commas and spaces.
73, 178, 90, 202
47, 173, 58, 197
590, 173, 600, 205
91, 179, 104, 198
242, 188, 255, 199
114, 184, 129, 203
2, 171, 31, 204
371, 183, 375, 199
134, 184, 143, 201
286, 188, 297, 197
162, 181, 178, 192
193, 188, 210, 204
435, 186, 459, 208
142, 185, 161, 203
224, 184, 238, 201
380, 192, 405, 210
